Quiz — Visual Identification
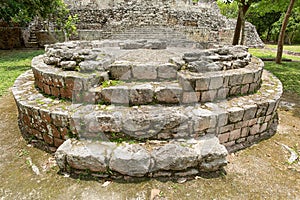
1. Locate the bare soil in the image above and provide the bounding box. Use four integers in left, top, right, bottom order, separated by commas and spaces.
0, 92, 300, 200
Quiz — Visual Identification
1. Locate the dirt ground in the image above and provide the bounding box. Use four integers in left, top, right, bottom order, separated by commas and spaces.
0, 92, 300, 200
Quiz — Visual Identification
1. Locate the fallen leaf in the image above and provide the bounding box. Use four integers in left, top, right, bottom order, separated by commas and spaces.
102, 181, 111, 187
150, 189, 160, 200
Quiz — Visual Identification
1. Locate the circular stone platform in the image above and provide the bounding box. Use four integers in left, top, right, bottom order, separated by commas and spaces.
12, 40, 282, 178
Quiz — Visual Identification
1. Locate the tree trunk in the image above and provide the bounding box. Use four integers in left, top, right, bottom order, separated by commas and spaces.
232, 2, 250, 45
240, 8, 246, 45
276, 0, 296, 64
232, 6, 243, 45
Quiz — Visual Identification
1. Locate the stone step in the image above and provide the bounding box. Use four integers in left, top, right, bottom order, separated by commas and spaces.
13, 69, 282, 152
55, 135, 228, 178
111, 34, 187, 40
89, 81, 184, 105
25, 42, 39, 48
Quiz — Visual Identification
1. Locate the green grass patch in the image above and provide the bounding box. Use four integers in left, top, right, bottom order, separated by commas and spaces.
264, 62, 300, 95
265, 44, 300, 53
249, 48, 300, 61
101, 80, 123, 88
0, 49, 44, 96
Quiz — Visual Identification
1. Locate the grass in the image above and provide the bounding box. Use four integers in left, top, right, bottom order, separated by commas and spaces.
265, 44, 300, 53
249, 48, 300, 61
0, 49, 44, 96
264, 62, 300, 95
250, 47, 300, 95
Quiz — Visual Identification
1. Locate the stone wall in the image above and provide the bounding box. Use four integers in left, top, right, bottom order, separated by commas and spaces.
0, 26, 23, 49
66, 0, 264, 47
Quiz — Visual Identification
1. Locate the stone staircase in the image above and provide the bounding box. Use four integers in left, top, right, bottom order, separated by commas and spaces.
12, 39, 282, 179
111, 26, 201, 48
26, 26, 39, 48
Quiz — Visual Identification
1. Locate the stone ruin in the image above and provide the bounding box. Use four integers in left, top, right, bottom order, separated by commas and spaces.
65, 0, 263, 48
12, 1, 281, 179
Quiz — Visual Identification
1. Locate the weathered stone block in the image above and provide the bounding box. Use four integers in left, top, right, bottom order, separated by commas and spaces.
209, 76, 223, 90
150, 143, 198, 171
60, 61, 77, 70
228, 107, 244, 123
241, 84, 249, 94
250, 124, 260, 135
101, 86, 130, 104
241, 127, 249, 137
157, 63, 178, 79
132, 64, 157, 80
218, 132, 230, 143
109, 62, 132, 80
243, 105, 257, 120
217, 88, 229, 99
242, 72, 254, 84
195, 77, 210, 91
182, 92, 200, 103
229, 129, 241, 141
155, 85, 182, 104
229, 73, 243, 86
130, 84, 154, 105
201, 90, 217, 102
110, 144, 151, 176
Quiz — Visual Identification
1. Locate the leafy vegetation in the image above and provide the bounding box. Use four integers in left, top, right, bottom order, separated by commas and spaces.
217, 0, 300, 44
0, 0, 78, 41
0, 49, 44, 96
101, 80, 124, 88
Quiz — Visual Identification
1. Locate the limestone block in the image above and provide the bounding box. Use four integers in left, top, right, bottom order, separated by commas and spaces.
201, 90, 217, 102
129, 84, 154, 105
229, 73, 243, 86
132, 64, 157, 80
150, 143, 198, 171
243, 104, 257, 120
55, 139, 116, 173
155, 85, 182, 104
242, 72, 254, 84
218, 132, 230, 143
109, 62, 132, 80
209, 76, 223, 90
229, 129, 241, 141
79, 60, 103, 72
195, 77, 210, 91
250, 124, 260, 135
157, 63, 178, 79
217, 88, 229, 99
182, 92, 200, 103
101, 86, 130, 104
241, 84, 250, 94
228, 107, 244, 123
109, 144, 151, 176
60, 61, 77, 70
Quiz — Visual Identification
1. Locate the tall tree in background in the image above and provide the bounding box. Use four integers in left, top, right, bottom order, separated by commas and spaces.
276, 0, 296, 64
221, 0, 259, 45
232, 0, 251, 45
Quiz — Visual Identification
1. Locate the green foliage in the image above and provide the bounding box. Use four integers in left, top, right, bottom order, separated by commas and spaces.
0, 49, 44, 96
0, 0, 78, 41
101, 80, 123, 88
217, 0, 239, 19
0, 0, 66, 26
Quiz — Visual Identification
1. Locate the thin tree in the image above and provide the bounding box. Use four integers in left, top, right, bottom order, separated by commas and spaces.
276, 0, 296, 64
